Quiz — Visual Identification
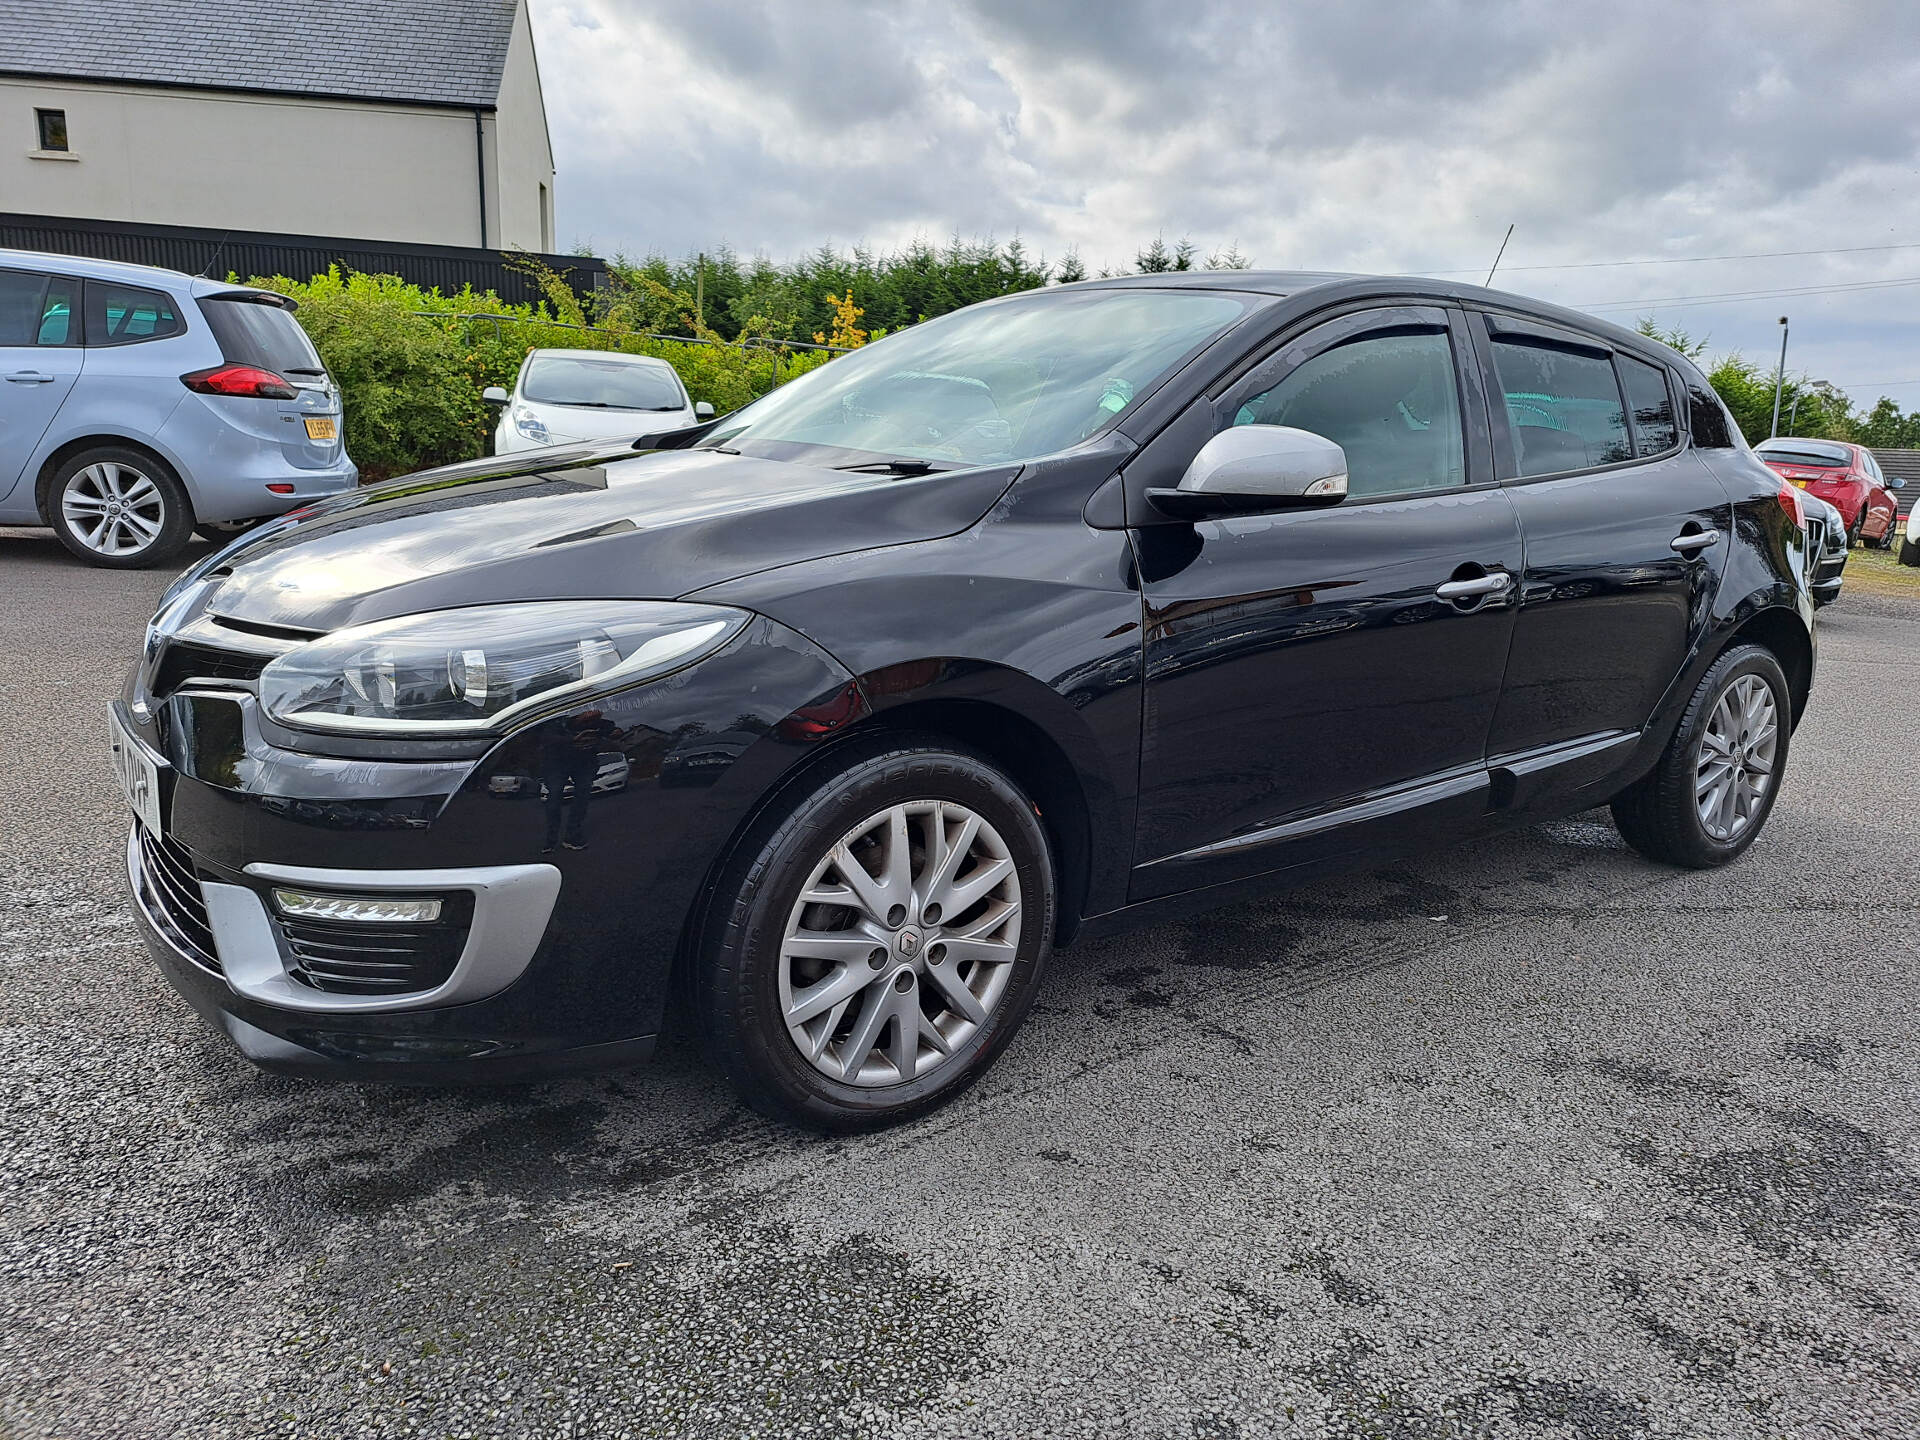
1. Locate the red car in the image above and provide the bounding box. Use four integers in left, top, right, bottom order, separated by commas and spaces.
1753, 437, 1904, 547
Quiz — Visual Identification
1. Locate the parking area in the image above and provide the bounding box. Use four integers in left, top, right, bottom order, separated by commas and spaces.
1, 527, 1915, 1440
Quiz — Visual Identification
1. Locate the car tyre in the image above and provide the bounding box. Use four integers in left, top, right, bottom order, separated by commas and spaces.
697, 739, 1054, 1132
1845, 511, 1864, 548
1900, 534, 1920, 567
46, 446, 194, 569
195, 516, 268, 544
1610, 643, 1790, 869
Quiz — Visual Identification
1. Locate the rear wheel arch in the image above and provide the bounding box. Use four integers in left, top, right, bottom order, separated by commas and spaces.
34, 435, 191, 525
1723, 606, 1812, 725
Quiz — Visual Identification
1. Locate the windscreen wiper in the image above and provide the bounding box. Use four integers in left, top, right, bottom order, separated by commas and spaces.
833, 458, 947, 476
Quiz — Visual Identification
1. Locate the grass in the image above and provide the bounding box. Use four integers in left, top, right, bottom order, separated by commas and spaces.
1839, 541, 1920, 600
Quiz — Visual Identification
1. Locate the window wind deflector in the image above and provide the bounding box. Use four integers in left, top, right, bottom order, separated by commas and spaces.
1482, 311, 1611, 356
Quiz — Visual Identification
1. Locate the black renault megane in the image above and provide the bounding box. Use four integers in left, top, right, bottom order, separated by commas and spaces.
113, 272, 1816, 1129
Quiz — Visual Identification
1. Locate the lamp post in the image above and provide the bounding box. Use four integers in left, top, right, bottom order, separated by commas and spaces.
1770, 315, 1789, 438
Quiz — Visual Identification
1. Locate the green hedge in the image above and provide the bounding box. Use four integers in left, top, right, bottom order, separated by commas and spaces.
248, 268, 832, 481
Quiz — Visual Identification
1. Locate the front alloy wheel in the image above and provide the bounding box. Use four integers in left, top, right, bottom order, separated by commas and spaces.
699, 742, 1053, 1131
779, 800, 1022, 1087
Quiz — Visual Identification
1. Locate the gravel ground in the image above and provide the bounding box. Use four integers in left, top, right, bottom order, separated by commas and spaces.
1, 526, 1916, 1440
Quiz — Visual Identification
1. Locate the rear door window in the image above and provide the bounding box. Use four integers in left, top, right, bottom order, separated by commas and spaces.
198, 296, 325, 375
1618, 355, 1678, 457
84, 281, 184, 346
0, 270, 80, 346
1228, 328, 1466, 498
1491, 339, 1631, 476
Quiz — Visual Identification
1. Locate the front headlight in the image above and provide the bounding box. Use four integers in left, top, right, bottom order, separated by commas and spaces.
259, 601, 750, 735
513, 407, 550, 442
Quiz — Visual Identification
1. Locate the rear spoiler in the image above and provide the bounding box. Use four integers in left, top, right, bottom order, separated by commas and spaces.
201, 288, 298, 313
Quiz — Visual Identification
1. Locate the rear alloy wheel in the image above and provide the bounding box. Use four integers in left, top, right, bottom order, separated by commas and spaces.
48, 447, 193, 568
1611, 644, 1790, 868
699, 742, 1054, 1130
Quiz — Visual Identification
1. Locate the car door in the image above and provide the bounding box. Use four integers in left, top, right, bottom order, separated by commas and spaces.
1129, 305, 1523, 901
0, 267, 85, 506
1469, 311, 1731, 806
1860, 450, 1899, 540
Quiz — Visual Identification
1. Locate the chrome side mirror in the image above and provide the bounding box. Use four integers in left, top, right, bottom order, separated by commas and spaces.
1148, 425, 1348, 520
694, 401, 715, 419
481, 386, 510, 406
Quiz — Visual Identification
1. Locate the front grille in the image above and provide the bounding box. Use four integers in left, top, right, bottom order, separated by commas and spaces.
135, 825, 220, 972
278, 896, 472, 995
151, 641, 268, 701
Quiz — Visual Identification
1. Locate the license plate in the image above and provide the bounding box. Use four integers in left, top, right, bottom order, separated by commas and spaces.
107, 705, 165, 836
1792, 479, 1808, 488
304, 415, 337, 441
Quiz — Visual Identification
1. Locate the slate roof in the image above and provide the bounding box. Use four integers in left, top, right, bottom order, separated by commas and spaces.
0, 0, 519, 109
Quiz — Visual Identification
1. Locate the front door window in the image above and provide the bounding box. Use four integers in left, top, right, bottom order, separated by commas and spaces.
1230, 330, 1466, 498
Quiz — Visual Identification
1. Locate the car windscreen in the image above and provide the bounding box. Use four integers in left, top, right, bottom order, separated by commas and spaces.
700, 288, 1252, 468
1756, 440, 1850, 467
199, 296, 325, 375
522, 356, 687, 410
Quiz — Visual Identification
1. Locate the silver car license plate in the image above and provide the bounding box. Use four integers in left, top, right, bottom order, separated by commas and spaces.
107, 705, 164, 836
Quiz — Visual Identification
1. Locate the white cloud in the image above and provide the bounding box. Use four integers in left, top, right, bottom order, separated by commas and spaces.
531, 0, 1920, 406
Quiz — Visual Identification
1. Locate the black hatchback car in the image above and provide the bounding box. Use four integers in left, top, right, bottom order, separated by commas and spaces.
115, 273, 1816, 1129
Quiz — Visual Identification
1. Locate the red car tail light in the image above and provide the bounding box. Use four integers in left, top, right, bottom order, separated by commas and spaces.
1776, 477, 1805, 529
181, 364, 297, 400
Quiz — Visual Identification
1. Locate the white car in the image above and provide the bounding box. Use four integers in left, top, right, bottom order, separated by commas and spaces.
483, 348, 711, 454
1901, 498, 1920, 567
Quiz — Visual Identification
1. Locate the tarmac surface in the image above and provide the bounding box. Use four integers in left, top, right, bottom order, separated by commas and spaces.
1, 526, 1915, 1439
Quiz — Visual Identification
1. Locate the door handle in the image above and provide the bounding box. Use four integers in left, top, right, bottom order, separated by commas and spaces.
1435, 572, 1513, 600
1670, 529, 1720, 554
5, 370, 56, 384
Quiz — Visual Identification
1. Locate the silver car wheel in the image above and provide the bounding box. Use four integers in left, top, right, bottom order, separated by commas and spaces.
1695, 673, 1778, 842
778, 799, 1022, 1088
61, 461, 167, 557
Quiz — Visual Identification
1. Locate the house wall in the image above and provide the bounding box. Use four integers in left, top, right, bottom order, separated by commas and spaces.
1, 76, 488, 247
490, 0, 557, 251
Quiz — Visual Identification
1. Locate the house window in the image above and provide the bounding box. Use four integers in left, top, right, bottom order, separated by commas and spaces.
539, 183, 552, 251
35, 108, 68, 152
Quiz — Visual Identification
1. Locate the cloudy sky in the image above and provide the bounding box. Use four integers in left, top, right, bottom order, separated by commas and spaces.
531, 0, 1920, 408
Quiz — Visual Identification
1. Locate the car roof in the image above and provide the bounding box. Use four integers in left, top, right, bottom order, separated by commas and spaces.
1067, 269, 1689, 367
526, 348, 675, 367
0, 245, 291, 303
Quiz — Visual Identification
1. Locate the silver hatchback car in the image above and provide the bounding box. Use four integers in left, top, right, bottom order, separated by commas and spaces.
0, 249, 355, 567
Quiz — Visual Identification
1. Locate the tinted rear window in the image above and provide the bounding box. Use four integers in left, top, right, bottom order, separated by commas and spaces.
1755, 441, 1850, 467
199, 296, 325, 374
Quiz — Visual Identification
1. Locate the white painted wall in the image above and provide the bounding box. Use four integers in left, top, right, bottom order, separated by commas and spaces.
2, 76, 487, 246
491, 0, 557, 252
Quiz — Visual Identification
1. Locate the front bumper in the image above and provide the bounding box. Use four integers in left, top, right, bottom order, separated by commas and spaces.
113, 608, 863, 1081
127, 827, 655, 1081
